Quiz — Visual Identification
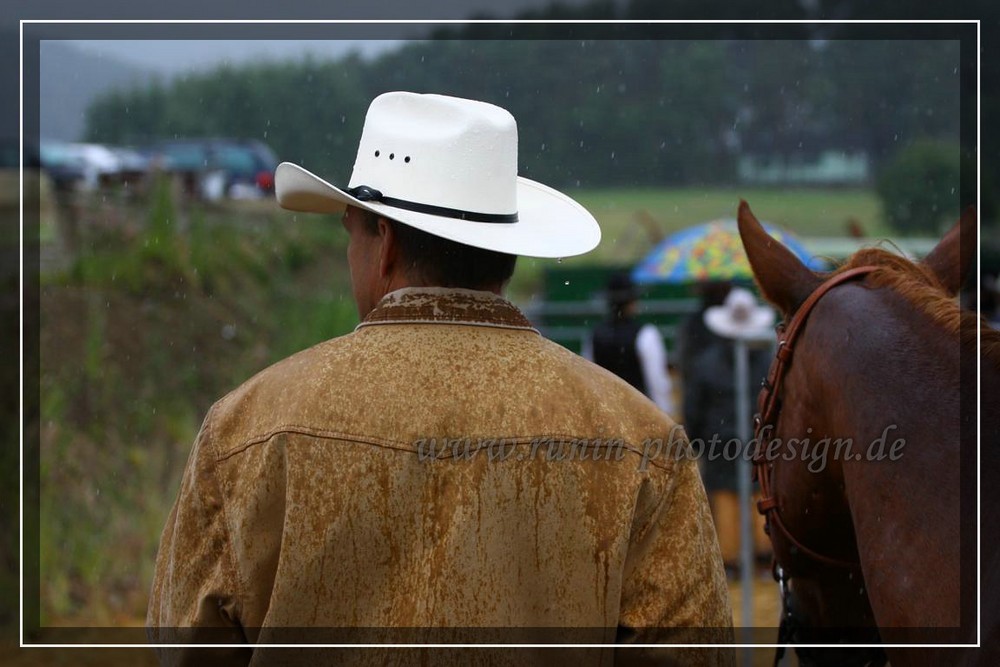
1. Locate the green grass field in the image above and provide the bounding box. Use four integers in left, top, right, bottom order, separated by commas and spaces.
507, 186, 884, 299
571, 186, 885, 261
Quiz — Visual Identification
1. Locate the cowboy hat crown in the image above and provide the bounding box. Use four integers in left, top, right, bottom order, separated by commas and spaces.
275, 91, 601, 258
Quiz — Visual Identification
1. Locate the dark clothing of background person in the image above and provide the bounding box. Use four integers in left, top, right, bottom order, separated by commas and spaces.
677, 282, 772, 573
680, 330, 769, 492
587, 273, 675, 415
591, 317, 648, 395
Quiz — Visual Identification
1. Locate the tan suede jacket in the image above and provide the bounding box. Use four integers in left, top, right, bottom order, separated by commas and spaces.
147, 288, 733, 666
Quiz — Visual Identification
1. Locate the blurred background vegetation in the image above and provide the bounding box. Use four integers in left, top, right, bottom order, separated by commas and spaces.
34, 179, 357, 627
84, 34, 976, 230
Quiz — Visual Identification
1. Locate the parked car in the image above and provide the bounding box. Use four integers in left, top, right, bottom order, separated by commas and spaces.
39, 141, 155, 192
67, 143, 125, 190
149, 138, 278, 200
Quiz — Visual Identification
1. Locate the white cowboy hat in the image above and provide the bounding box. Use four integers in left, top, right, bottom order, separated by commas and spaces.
274, 91, 601, 258
704, 287, 776, 340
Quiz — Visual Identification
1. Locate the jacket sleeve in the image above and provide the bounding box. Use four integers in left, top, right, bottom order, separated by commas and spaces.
146, 405, 252, 667
615, 448, 735, 666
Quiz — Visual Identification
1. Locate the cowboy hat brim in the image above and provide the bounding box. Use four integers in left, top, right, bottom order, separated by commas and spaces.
275, 162, 601, 258
704, 305, 775, 341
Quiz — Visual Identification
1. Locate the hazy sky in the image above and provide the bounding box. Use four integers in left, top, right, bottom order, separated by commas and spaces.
57, 0, 602, 77
65, 39, 406, 76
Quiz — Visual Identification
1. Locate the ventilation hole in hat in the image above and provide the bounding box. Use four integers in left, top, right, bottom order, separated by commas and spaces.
389, 153, 395, 160
374, 150, 380, 157
404, 156, 411, 163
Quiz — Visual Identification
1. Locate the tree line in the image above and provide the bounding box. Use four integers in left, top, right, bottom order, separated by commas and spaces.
84, 21, 966, 203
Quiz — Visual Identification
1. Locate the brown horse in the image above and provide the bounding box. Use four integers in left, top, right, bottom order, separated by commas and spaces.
737, 201, 1000, 667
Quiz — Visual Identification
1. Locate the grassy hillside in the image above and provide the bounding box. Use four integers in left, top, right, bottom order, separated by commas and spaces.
33, 181, 357, 629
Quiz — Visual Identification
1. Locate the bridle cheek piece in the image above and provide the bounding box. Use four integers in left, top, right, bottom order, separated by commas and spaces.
751, 266, 877, 571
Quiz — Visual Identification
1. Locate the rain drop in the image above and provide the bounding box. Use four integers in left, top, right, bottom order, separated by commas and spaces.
564, 281, 570, 286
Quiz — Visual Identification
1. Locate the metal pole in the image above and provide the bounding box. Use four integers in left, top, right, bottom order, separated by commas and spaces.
734, 337, 754, 660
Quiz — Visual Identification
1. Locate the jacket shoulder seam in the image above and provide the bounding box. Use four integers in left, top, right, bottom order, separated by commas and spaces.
214, 426, 679, 472
215, 426, 418, 461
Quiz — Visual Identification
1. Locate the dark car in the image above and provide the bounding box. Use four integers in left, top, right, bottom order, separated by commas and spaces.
150, 138, 278, 199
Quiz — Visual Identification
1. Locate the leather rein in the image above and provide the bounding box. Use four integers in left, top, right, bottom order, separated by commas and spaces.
752, 266, 878, 570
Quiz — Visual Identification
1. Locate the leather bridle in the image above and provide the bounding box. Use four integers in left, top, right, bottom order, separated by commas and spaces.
752, 266, 878, 570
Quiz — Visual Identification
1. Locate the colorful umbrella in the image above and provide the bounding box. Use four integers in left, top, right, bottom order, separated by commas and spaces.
631, 218, 828, 284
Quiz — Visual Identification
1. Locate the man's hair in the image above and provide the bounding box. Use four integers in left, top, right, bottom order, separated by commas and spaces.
361, 211, 517, 289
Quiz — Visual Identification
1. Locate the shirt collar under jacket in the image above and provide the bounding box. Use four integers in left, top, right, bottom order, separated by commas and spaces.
356, 287, 540, 333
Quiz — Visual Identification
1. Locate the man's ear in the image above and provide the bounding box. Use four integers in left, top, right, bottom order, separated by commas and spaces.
377, 217, 399, 280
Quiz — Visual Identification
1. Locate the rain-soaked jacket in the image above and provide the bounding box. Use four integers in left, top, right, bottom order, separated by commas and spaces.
147, 287, 734, 666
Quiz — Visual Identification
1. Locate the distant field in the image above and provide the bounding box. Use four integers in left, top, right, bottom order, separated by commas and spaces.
508, 186, 884, 298
568, 186, 885, 264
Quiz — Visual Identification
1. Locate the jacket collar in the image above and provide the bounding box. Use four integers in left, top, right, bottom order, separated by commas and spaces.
357, 287, 539, 333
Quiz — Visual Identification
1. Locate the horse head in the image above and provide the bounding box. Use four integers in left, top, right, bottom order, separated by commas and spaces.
738, 199, 975, 315
736, 201, 982, 662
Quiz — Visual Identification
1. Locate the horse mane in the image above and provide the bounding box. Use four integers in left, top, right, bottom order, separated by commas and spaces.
833, 246, 1000, 365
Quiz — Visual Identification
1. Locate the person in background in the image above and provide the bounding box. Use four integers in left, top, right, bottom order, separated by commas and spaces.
585, 272, 675, 416
675, 281, 732, 384
678, 283, 772, 576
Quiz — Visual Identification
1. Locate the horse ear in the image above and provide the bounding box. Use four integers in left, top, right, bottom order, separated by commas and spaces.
921, 206, 976, 295
737, 200, 820, 317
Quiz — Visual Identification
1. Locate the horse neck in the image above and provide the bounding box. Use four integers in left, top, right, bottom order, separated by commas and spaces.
789, 282, 965, 630
793, 282, 963, 453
